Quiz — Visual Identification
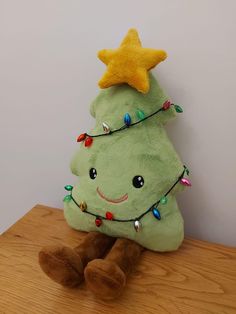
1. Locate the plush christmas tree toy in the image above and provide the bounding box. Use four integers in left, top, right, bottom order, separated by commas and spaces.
39, 29, 191, 300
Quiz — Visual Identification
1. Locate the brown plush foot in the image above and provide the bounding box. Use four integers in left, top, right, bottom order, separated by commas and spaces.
85, 259, 126, 300
39, 246, 84, 287
39, 232, 115, 287
85, 238, 143, 299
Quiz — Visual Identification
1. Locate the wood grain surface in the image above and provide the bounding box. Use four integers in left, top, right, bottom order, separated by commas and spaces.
0, 204, 236, 314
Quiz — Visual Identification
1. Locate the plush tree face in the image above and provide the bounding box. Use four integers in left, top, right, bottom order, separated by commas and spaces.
65, 74, 185, 251
72, 123, 182, 220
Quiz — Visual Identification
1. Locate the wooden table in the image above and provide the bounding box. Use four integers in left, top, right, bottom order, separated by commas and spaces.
0, 204, 236, 314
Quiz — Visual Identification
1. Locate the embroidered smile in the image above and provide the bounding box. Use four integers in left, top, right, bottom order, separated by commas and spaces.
96, 187, 128, 204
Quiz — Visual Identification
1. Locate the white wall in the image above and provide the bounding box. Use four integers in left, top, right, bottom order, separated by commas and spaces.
1, 0, 235, 246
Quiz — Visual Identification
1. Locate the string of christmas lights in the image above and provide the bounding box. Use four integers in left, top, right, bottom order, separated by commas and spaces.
63, 165, 191, 232
64, 99, 190, 232
76, 100, 183, 147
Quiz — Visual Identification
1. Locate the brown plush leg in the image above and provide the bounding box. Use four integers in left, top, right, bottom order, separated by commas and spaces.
39, 232, 115, 287
84, 238, 144, 299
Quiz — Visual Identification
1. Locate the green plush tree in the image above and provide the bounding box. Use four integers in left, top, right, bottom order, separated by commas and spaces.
39, 29, 191, 300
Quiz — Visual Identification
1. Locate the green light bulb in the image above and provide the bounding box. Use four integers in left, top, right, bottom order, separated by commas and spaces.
160, 196, 167, 205
174, 105, 183, 113
63, 195, 72, 202
136, 109, 145, 120
64, 185, 73, 191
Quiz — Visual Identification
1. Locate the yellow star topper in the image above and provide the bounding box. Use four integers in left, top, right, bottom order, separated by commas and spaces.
98, 29, 167, 94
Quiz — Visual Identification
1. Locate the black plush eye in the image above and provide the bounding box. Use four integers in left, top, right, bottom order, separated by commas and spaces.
132, 175, 144, 188
89, 168, 97, 179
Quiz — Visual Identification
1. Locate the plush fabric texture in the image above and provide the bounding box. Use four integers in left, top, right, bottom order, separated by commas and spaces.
39, 245, 84, 287
98, 28, 167, 93
85, 238, 143, 300
38, 232, 115, 287
64, 73, 185, 252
